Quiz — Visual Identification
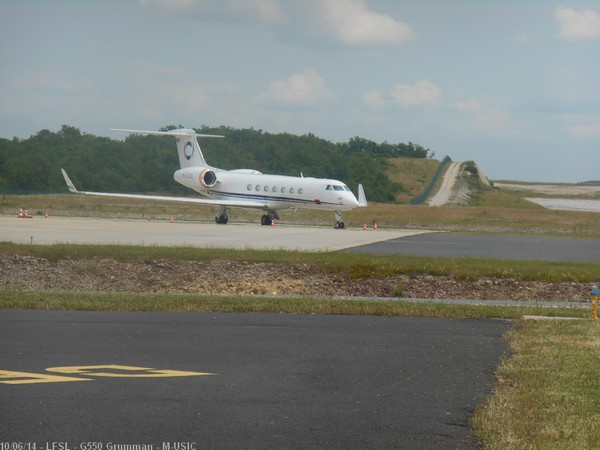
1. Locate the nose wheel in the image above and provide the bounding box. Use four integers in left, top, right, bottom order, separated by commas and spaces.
334, 211, 345, 229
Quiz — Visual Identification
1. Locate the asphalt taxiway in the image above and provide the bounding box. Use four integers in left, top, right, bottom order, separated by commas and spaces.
1, 310, 510, 449
344, 232, 600, 262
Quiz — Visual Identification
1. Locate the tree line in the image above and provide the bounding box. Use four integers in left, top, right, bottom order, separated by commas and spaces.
0, 125, 433, 203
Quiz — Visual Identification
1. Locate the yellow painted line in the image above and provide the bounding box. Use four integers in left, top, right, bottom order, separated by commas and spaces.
0, 370, 92, 385
1, 365, 216, 384
46, 364, 216, 378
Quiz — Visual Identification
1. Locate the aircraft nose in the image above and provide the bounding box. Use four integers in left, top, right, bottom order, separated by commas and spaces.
344, 192, 360, 206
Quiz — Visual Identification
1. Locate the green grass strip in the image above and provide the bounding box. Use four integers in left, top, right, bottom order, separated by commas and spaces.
0, 290, 589, 319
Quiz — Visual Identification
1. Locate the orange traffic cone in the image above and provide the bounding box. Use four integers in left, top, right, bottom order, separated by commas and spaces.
170, 216, 174, 223
363, 224, 367, 231
374, 223, 378, 231
18, 208, 23, 218
44, 211, 48, 219
271, 219, 276, 227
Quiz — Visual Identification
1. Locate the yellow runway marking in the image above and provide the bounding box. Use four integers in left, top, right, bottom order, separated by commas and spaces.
0, 370, 92, 385
46, 364, 215, 378
0, 365, 216, 384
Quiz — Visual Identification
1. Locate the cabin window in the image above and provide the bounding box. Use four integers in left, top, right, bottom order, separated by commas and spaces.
298, 188, 303, 194
264, 185, 269, 192
272, 186, 277, 193
255, 185, 260, 191
290, 187, 295, 194
247, 184, 252, 191
281, 187, 286, 193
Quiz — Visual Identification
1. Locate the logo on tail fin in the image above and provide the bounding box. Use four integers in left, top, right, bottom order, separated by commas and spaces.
184, 141, 194, 160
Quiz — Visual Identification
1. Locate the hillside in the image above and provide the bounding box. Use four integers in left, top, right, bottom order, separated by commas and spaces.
385, 158, 440, 203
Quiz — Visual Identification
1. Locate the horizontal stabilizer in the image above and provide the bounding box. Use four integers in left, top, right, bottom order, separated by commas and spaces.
111, 128, 224, 139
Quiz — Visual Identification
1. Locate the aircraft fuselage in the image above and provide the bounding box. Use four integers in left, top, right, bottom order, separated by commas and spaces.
174, 167, 360, 212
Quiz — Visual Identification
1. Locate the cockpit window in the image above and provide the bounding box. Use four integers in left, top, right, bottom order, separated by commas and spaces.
326, 185, 333, 191
333, 185, 345, 191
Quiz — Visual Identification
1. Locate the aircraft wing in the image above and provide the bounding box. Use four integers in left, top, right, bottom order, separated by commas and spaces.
60, 169, 269, 209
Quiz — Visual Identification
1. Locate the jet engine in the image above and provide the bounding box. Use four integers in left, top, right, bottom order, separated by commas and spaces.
174, 167, 219, 191
199, 168, 217, 188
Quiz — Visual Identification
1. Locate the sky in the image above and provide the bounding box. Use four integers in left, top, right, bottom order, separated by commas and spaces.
1, 0, 599, 182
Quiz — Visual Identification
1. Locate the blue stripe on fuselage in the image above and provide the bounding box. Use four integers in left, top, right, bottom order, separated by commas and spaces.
207, 190, 339, 207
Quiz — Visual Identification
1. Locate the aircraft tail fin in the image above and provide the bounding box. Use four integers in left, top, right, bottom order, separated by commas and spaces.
111, 128, 223, 169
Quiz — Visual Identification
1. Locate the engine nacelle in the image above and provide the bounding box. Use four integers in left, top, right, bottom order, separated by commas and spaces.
174, 167, 219, 191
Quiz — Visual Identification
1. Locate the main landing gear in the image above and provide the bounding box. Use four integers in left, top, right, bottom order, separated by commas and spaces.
261, 214, 273, 226
215, 206, 228, 224
261, 210, 279, 226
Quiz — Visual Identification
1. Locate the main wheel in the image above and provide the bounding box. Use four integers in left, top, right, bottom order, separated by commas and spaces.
261, 215, 272, 226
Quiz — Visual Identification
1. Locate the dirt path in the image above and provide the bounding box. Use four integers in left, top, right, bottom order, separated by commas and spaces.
428, 162, 461, 206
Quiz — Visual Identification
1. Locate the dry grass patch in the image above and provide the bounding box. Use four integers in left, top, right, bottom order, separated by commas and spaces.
473, 319, 600, 449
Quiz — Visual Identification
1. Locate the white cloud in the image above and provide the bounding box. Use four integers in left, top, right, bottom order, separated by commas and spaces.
319, 0, 413, 46
472, 107, 511, 130
362, 90, 385, 110
258, 68, 332, 107
555, 6, 600, 41
138, 0, 283, 23
565, 115, 600, 139
454, 100, 481, 112
391, 80, 441, 106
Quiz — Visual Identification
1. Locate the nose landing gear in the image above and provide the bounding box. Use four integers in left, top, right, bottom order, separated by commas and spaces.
334, 211, 345, 229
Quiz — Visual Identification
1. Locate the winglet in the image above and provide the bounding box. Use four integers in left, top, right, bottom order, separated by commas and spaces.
61, 169, 79, 193
358, 183, 367, 207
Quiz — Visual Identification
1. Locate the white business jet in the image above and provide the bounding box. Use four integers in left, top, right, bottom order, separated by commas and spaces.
61, 128, 367, 228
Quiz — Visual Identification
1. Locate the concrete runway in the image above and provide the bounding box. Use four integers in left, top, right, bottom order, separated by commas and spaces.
0, 310, 510, 449
0, 215, 429, 251
2, 215, 597, 262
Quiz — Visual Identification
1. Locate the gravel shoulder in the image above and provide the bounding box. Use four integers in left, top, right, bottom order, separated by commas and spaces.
1, 255, 589, 302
